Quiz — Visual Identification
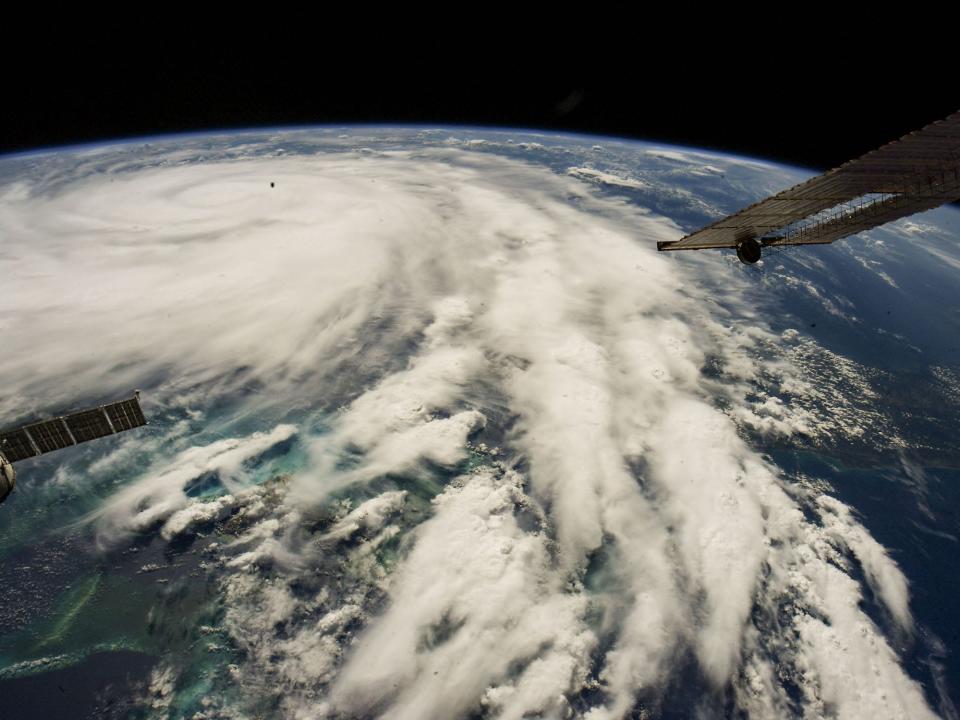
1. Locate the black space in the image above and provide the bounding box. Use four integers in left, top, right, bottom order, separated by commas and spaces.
3, 36, 957, 172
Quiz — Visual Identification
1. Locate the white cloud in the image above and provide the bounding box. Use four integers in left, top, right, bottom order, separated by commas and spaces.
329, 469, 594, 720
566, 166, 649, 190
0, 137, 941, 719
92, 424, 296, 545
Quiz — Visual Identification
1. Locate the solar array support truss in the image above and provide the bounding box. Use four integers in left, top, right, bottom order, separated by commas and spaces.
657, 110, 960, 259
0, 392, 147, 463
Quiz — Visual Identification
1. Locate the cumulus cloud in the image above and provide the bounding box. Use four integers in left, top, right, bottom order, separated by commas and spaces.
329, 468, 593, 720
92, 424, 297, 545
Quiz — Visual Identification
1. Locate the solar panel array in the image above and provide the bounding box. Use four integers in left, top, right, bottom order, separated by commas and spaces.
0, 394, 146, 463
658, 110, 960, 251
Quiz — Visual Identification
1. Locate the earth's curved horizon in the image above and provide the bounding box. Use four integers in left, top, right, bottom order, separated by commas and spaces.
1, 125, 958, 720
1, 124, 827, 176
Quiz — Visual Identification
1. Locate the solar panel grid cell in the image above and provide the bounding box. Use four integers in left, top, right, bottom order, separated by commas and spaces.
66, 409, 115, 443
26, 418, 75, 453
0, 430, 38, 462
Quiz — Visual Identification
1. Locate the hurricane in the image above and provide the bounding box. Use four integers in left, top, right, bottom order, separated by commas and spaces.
1, 128, 958, 719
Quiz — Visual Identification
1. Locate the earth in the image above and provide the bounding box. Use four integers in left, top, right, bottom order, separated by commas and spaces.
0, 127, 959, 720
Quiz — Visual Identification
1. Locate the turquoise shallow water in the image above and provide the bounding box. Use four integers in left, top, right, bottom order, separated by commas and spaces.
0, 404, 478, 718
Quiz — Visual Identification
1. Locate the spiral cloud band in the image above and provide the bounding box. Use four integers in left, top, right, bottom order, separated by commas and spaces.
0, 130, 948, 719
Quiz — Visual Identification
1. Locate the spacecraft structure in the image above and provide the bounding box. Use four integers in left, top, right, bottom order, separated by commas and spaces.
0, 392, 147, 504
657, 110, 960, 263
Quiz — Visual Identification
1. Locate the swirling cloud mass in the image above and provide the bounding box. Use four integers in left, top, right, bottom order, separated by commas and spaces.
0, 130, 949, 719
